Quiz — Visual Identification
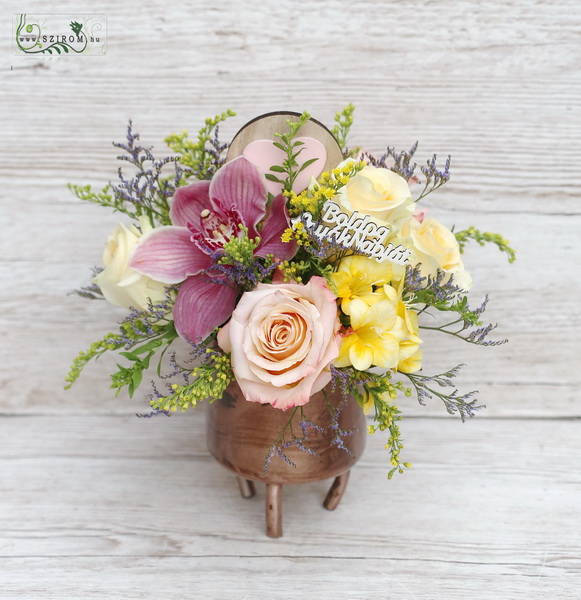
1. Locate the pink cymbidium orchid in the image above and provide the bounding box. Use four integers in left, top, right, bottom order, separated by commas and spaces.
129, 156, 297, 343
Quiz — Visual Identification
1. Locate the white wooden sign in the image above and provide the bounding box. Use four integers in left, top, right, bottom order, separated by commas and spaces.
291, 201, 411, 264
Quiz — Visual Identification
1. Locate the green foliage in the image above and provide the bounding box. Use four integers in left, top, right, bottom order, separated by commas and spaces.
365, 389, 412, 480
333, 368, 412, 477
412, 290, 481, 327
150, 352, 234, 412
65, 306, 177, 396
165, 110, 235, 182
110, 322, 178, 398
455, 226, 516, 263
331, 103, 355, 151
265, 112, 319, 194
65, 333, 125, 389
214, 225, 279, 290
219, 226, 260, 267
68, 183, 133, 217
280, 255, 334, 286
286, 159, 365, 219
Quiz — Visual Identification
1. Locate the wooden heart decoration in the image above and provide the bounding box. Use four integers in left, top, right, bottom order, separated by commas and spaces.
226, 112, 344, 196
242, 137, 327, 196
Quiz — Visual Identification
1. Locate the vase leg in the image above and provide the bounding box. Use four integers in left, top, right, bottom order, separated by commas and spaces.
265, 483, 283, 538
323, 470, 350, 511
237, 477, 256, 499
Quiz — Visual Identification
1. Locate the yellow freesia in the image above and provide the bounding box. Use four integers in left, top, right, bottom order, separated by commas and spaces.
335, 298, 405, 371
395, 291, 423, 372
361, 389, 375, 415
331, 256, 399, 315
398, 342, 423, 373
344, 280, 423, 374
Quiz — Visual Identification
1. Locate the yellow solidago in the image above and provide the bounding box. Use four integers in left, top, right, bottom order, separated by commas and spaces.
287, 160, 366, 219
281, 221, 311, 247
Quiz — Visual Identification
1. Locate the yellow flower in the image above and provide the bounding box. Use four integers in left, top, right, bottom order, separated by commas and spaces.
369, 282, 424, 374
398, 342, 423, 373
335, 298, 405, 371
395, 295, 423, 373
361, 389, 375, 415
331, 256, 399, 315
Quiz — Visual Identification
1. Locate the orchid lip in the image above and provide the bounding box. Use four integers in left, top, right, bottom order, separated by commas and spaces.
129, 156, 298, 343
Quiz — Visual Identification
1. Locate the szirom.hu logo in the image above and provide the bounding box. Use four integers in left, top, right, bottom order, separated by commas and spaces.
13, 14, 107, 56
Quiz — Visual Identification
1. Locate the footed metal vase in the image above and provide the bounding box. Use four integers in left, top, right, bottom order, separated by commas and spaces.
206, 381, 367, 537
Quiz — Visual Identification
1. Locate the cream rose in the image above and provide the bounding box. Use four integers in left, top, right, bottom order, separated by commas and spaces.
94, 217, 167, 311
217, 277, 341, 410
402, 216, 472, 289
335, 165, 414, 225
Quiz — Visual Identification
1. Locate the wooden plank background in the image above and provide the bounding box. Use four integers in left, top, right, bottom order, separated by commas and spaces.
1, 0, 580, 598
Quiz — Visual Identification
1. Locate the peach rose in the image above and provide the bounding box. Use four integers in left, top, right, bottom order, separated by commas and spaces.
217, 277, 341, 410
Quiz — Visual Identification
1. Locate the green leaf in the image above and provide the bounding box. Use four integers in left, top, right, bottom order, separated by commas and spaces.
265, 174, 283, 183
290, 149, 305, 161
131, 369, 143, 390
268, 165, 286, 173
331, 103, 355, 150
297, 157, 319, 174
455, 226, 516, 263
132, 338, 164, 355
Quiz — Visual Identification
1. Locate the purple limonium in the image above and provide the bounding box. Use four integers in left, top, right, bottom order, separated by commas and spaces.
129, 156, 297, 343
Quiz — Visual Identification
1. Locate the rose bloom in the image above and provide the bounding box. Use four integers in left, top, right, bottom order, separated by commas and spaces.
94, 217, 167, 311
217, 277, 341, 410
402, 216, 472, 289
335, 164, 414, 227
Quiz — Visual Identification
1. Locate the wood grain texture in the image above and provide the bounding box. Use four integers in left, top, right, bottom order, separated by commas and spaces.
0, 414, 579, 598
2, 0, 580, 416
1, 1, 580, 597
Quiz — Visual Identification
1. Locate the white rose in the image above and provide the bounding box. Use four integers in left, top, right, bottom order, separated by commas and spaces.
94, 217, 167, 311
402, 216, 472, 289
335, 165, 414, 225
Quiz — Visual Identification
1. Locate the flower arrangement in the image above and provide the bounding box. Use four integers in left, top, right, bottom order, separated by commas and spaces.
66, 107, 515, 479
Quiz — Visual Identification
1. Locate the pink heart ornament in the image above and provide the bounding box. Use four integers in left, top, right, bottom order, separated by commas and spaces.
242, 137, 328, 196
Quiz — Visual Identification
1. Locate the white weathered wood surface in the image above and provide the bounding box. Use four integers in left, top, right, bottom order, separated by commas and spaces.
1, 414, 580, 598
1, 0, 580, 597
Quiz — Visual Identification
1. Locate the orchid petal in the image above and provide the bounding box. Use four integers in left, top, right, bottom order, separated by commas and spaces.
169, 180, 211, 228
173, 275, 239, 343
129, 226, 211, 284
254, 194, 298, 260
210, 156, 267, 234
